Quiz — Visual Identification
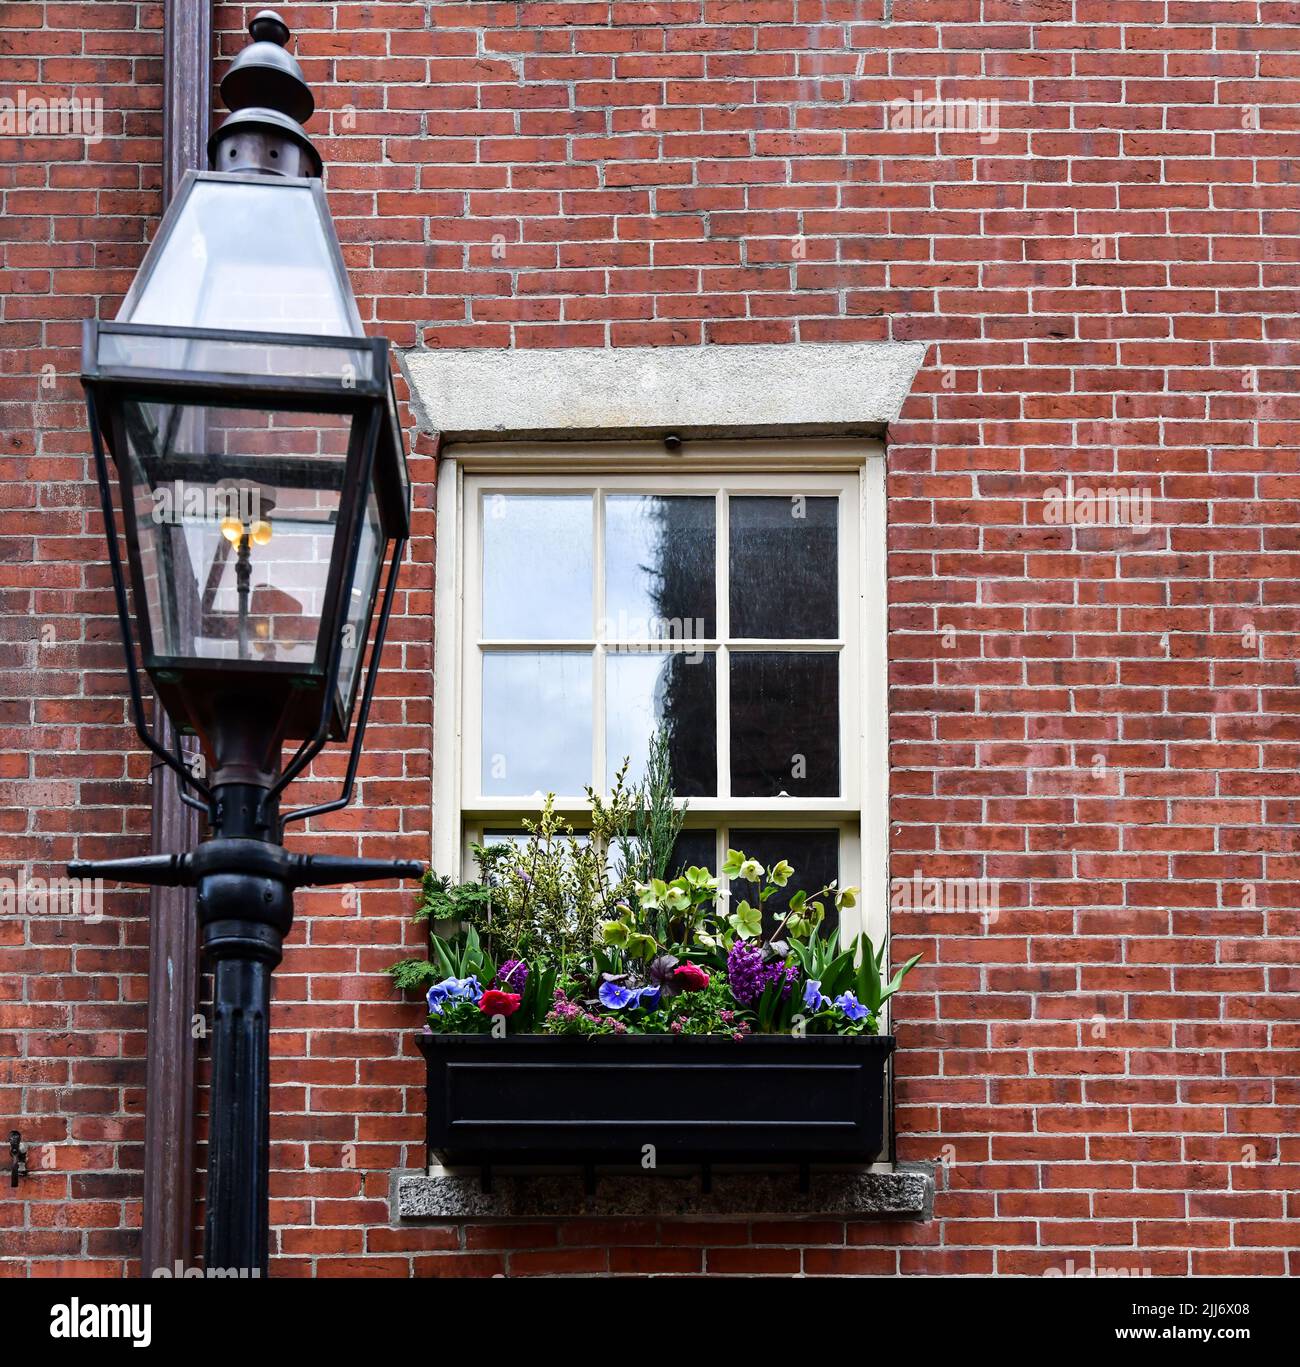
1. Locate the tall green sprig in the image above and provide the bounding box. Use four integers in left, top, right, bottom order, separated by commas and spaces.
634, 725, 684, 883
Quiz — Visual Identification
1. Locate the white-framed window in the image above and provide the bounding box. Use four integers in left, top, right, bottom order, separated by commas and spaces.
432, 439, 887, 946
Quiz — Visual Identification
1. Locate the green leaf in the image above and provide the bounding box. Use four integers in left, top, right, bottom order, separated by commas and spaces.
857, 935, 883, 1012
428, 933, 457, 981
820, 947, 856, 1000
729, 900, 762, 939
385, 958, 437, 991
879, 952, 923, 1006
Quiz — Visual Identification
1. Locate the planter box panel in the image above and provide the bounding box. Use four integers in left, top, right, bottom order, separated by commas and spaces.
420, 1034, 894, 1166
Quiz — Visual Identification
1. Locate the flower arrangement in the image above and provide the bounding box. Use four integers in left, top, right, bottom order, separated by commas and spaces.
387, 737, 921, 1039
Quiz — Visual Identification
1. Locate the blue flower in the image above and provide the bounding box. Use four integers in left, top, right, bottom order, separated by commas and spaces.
598, 980, 661, 1012
832, 991, 872, 1023
803, 978, 830, 1012
426, 975, 483, 1015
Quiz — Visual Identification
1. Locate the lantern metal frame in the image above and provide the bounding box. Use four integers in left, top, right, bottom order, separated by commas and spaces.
81, 314, 410, 832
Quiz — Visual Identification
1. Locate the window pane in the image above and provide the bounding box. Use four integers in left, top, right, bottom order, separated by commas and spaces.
729, 829, 840, 937
482, 652, 591, 795
482, 494, 592, 639
670, 830, 716, 880
605, 652, 716, 796
608, 829, 715, 883
604, 495, 715, 639
730, 651, 839, 797
729, 495, 838, 639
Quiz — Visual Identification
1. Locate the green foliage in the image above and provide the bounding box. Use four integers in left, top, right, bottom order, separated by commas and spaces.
854, 938, 923, 1015
413, 869, 494, 925
384, 776, 924, 1037
788, 924, 857, 1000
387, 912, 495, 990
427, 922, 495, 985
460, 784, 644, 967
641, 978, 746, 1036
424, 998, 491, 1034
386, 957, 439, 991
632, 727, 684, 883
513, 960, 558, 1033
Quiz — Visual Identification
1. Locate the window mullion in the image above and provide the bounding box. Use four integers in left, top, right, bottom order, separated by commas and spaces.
592, 487, 605, 795
716, 488, 730, 803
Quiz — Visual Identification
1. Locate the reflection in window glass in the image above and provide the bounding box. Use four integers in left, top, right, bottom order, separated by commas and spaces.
606, 829, 716, 885
729, 496, 838, 639
482, 652, 591, 795
669, 830, 716, 880
605, 495, 715, 640
730, 651, 839, 797
730, 829, 839, 936
482, 494, 591, 639
605, 652, 716, 796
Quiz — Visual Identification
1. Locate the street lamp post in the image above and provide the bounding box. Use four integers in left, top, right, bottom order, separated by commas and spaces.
67, 11, 421, 1274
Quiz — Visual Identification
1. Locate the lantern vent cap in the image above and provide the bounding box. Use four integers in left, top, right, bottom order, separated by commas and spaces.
209, 9, 320, 177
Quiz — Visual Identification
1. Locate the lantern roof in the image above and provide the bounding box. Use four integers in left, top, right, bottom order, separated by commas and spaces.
116, 171, 363, 337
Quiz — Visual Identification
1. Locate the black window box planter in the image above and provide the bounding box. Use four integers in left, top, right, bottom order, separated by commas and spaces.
418, 1032, 895, 1166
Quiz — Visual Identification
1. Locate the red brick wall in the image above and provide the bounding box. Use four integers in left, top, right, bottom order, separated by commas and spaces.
3, 0, 1298, 1276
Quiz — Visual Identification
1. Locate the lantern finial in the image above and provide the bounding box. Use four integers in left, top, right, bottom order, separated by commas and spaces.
208, 8, 321, 178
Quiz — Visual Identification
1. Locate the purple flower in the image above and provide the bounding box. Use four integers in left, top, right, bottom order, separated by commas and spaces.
833, 990, 872, 1023
726, 940, 798, 1007
426, 975, 482, 1015
497, 959, 528, 995
804, 978, 830, 1012
598, 980, 661, 1011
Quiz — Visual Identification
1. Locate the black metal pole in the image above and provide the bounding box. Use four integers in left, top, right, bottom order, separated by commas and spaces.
205, 953, 274, 1273
196, 779, 288, 1277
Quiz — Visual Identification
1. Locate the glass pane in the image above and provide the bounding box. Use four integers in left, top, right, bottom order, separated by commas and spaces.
481, 652, 591, 796
606, 829, 715, 884
669, 830, 715, 880
337, 492, 382, 714
482, 494, 592, 640
605, 652, 716, 796
604, 495, 715, 640
729, 495, 838, 639
483, 829, 590, 853
98, 329, 374, 386
123, 178, 357, 336
730, 651, 840, 797
729, 829, 840, 937
123, 400, 349, 670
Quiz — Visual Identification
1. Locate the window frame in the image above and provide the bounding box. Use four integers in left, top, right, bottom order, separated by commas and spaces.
431, 438, 889, 949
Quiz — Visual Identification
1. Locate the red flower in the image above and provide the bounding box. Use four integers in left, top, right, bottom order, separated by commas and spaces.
673, 963, 710, 992
478, 990, 522, 1017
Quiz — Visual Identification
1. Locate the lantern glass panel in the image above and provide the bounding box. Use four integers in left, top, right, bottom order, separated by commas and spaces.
98, 329, 375, 387
337, 490, 383, 713
121, 397, 352, 674
123, 179, 356, 336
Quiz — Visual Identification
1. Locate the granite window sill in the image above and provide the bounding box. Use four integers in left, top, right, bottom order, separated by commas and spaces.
393, 1164, 934, 1223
